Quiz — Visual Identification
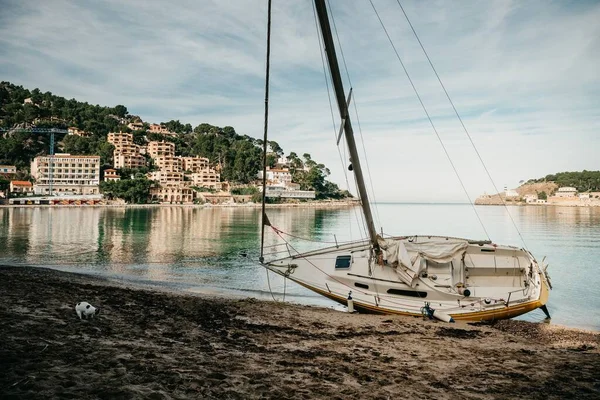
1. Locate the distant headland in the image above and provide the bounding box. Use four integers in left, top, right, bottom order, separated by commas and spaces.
475, 171, 600, 207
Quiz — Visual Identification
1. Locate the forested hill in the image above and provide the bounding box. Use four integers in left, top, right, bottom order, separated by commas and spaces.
526, 171, 600, 192
0, 81, 349, 198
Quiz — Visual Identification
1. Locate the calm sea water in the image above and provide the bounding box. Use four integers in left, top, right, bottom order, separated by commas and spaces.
1, 204, 598, 331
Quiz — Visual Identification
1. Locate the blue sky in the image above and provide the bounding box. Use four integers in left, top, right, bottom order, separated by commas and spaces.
1, 0, 598, 202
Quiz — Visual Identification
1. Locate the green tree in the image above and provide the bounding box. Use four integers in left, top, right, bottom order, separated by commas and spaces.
0, 177, 9, 191
113, 105, 128, 118
269, 140, 284, 157
100, 176, 152, 204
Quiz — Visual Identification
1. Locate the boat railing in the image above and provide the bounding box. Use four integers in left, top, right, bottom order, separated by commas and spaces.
505, 286, 530, 307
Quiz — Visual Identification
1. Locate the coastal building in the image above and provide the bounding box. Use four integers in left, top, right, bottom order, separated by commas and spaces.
68, 127, 90, 137
23, 98, 33, 105
103, 169, 120, 182
275, 157, 290, 168
181, 156, 209, 173
201, 192, 235, 204
504, 186, 519, 198
524, 194, 537, 204
579, 193, 590, 201
148, 124, 176, 137
150, 185, 193, 204
30, 154, 100, 195
108, 132, 146, 169
114, 153, 146, 169
127, 121, 144, 131
263, 184, 315, 199
107, 132, 134, 148
257, 167, 293, 185
286, 182, 301, 190
108, 133, 140, 155
190, 168, 221, 190
0, 165, 16, 175
9, 180, 33, 194
114, 142, 140, 155
148, 171, 184, 185
154, 156, 182, 173
148, 141, 175, 159
555, 187, 577, 197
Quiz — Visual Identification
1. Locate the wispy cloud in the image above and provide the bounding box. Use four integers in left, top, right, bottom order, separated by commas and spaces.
1, 0, 598, 201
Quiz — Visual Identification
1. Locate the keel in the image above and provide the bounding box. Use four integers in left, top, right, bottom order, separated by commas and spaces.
540, 305, 551, 319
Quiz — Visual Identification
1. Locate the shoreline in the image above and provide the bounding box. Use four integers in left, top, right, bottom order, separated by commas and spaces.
3, 200, 600, 209
1, 265, 598, 399
0, 199, 361, 209
474, 202, 600, 208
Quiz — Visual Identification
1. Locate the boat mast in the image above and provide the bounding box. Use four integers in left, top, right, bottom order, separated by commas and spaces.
259, 0, 273, 263
314, 0, 379, 251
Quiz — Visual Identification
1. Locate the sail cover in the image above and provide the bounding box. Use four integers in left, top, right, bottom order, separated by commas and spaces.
378, 237, 469, 286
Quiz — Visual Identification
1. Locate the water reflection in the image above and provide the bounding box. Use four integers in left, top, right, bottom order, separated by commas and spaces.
0, 204, 598, 330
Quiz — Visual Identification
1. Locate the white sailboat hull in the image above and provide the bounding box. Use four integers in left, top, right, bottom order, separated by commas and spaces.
265, 235, 550, 322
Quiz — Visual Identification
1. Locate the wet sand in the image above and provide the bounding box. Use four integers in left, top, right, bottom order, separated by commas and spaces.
1, 266, 598, 399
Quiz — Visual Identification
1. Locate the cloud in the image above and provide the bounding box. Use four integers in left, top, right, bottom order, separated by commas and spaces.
1, 0, 598, 202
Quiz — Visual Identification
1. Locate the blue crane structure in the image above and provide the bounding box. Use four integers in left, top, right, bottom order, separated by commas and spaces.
0, 127, 69, 194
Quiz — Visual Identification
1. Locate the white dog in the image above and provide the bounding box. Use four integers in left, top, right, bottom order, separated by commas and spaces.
75, 302, 100, 320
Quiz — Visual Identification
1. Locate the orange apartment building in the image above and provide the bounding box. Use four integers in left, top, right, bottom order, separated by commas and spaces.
191, 168, 221, 190
148, 141, 175, 158
181, 156, 209, 173
108, 132, 146, 169
154, 156, 182, 172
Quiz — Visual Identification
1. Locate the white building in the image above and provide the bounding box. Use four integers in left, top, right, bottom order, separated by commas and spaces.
10, 180, 34, 194
257, 167, 293, 185
504, 186, 519, 198
31, 154, 100, 195
103, 169, 121, 182
68, 127, 90, 137
0, 165, 16, 174
555, 187, 577, 197
263, 184, 315, 199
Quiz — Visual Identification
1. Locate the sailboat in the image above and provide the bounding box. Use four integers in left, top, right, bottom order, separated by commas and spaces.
259, 0, 551, 322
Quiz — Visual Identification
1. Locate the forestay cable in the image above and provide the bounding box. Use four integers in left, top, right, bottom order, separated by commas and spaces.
368, 0, 491, 241
395, 0, 529, 250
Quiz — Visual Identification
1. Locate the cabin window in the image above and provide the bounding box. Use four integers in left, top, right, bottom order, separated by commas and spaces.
335, 255, 352, 269
387, 289, 428, 298
354, 282, 368, 290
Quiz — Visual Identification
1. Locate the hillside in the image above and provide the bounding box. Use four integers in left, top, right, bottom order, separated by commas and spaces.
475, 171, 600, 206
527, 171, 600, 193
0, 81, 349, 199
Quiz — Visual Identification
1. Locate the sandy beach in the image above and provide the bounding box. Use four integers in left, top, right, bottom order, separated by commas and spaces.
1, 266, 598, 399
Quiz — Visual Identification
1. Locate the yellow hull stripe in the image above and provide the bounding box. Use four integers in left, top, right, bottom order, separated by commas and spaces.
289, 272, 550, 322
